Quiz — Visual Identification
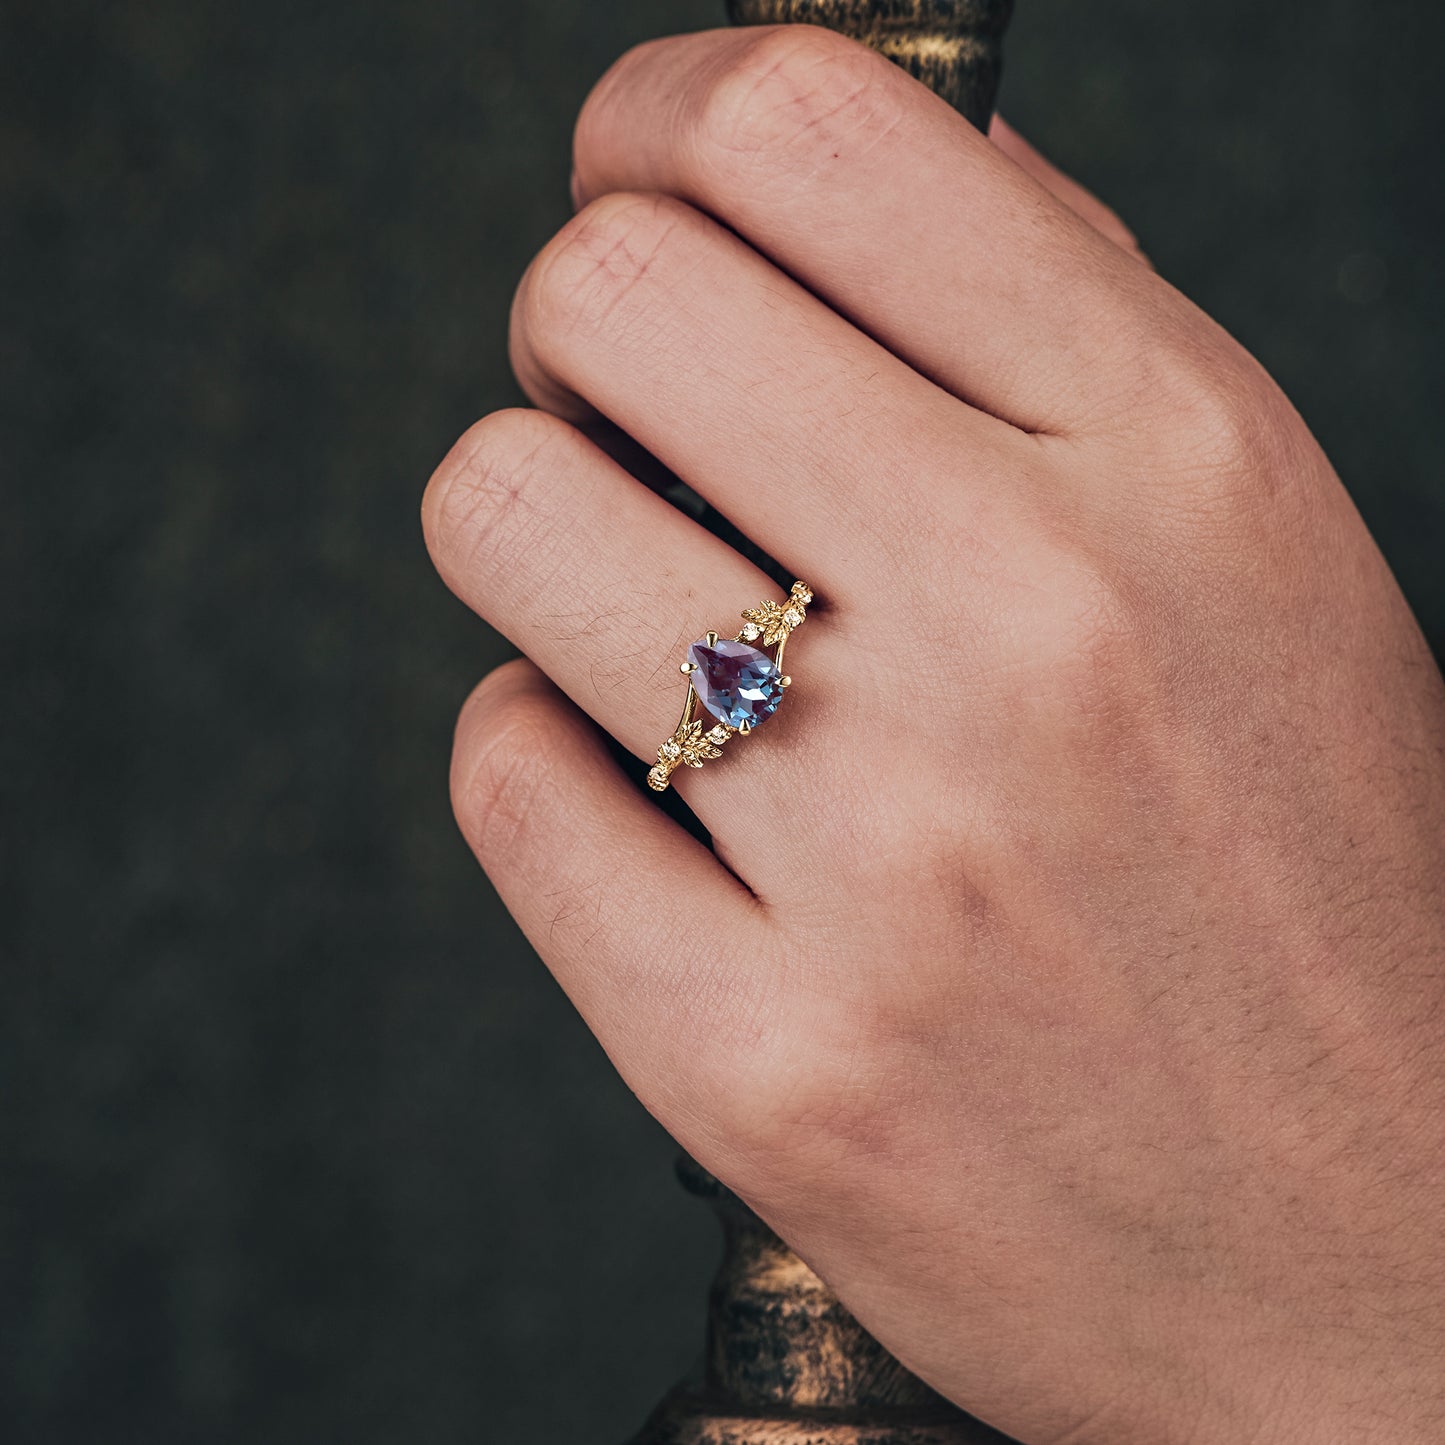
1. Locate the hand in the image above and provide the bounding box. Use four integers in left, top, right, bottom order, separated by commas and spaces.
422, 27, 1445, 1444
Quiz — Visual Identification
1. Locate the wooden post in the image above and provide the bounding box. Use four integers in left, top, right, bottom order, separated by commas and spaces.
624, 1161, 1013, 1442
624, 4, 1016, 1441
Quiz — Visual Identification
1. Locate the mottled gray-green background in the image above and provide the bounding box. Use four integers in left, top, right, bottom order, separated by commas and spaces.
4, 0, 1443, 1440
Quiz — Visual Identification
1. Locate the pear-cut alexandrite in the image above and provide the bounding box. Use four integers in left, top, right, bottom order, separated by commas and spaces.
687, 638, 783, 730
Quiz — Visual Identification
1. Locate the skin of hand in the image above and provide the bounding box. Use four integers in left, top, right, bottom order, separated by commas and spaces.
421, 27, 1445, 1445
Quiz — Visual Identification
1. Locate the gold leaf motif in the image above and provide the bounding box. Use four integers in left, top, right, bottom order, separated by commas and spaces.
655, 718, 729, 779
741, 584, 812, 647
674, 719, 724, 768
741, 599, 789, 647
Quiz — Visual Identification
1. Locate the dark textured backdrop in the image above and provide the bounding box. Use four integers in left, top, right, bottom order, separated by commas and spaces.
5, 0, 1443, 1440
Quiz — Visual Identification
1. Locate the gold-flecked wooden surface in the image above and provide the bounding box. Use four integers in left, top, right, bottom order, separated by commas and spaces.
623, 1162, 1013, 1443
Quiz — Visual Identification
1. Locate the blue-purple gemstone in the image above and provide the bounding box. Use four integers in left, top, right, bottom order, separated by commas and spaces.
687, 638, 783, 729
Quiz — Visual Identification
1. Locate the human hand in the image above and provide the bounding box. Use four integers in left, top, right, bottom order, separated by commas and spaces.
422, 27, 1445, 1444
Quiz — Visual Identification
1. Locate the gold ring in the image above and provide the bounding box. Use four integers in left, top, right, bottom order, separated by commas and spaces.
647, 581, 814, 792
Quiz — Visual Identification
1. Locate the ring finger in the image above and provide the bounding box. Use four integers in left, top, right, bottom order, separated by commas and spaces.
508, 190, 1030, 607
422, 406, 842, 880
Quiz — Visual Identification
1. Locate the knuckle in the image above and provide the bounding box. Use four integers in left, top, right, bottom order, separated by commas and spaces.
1013, 547, 1148, 704
582, 35, 666, 125
1172, 369, 1278, 478
424, 408, 574, 577
694, 25, 892, 179
1136, 338, 1307, 514
1066, 552, 1135, 638
1062, 568, 1144, 681
450, 670, 555, 860
520, 191, 695, 344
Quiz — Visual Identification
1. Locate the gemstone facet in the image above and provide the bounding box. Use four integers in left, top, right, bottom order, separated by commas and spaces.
687, 638, 783, 730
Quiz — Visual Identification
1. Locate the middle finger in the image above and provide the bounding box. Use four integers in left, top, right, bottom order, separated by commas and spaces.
509, 190, 1029, 606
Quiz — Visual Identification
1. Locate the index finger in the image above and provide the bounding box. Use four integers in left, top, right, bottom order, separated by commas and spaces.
573, 26, 1208, 437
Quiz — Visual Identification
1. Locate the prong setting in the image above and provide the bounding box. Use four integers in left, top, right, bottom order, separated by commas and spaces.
648, 583, 812, 790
